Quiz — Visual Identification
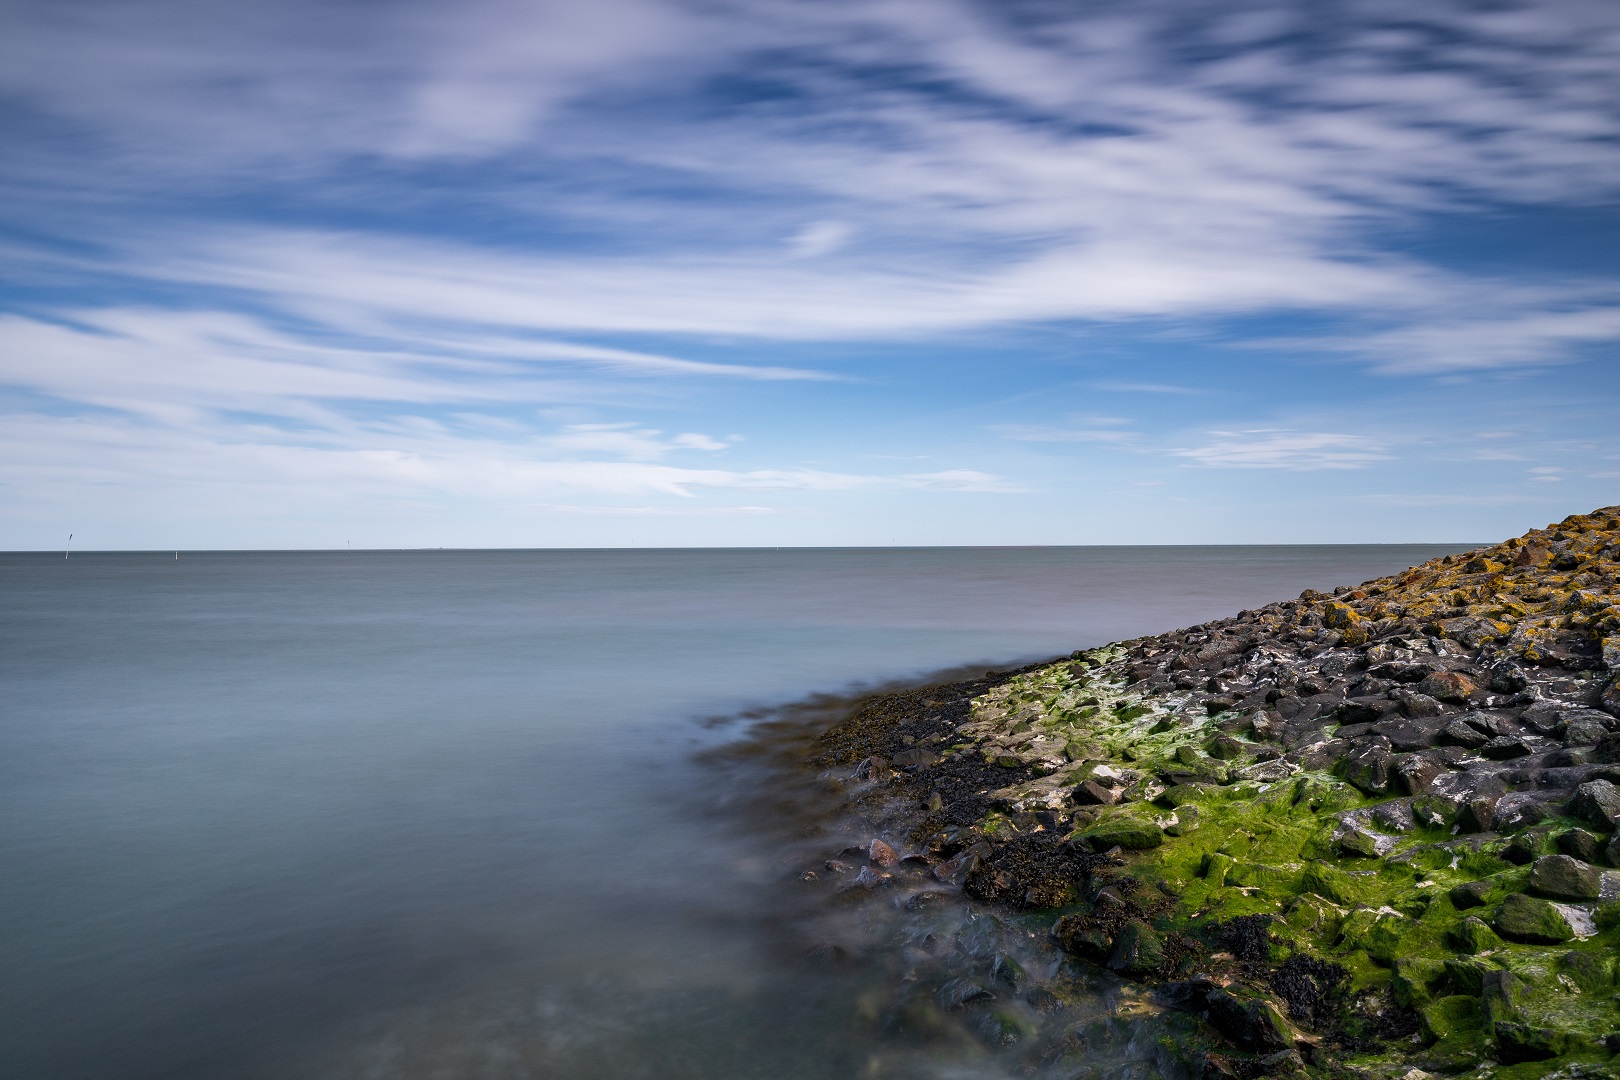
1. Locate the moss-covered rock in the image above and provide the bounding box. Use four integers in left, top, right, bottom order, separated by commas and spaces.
1493, 893, 1575, 945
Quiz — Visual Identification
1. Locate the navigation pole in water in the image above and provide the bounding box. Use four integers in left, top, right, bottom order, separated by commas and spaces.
65, 533, 71, 559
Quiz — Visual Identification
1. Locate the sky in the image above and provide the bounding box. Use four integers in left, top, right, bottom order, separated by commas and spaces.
2, 0, 1618, 549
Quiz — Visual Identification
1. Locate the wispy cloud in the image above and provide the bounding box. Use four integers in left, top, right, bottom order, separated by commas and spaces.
1172, 430, 1391, 470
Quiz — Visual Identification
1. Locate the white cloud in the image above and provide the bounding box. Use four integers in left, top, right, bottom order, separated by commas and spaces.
1172, 430, 1391, 470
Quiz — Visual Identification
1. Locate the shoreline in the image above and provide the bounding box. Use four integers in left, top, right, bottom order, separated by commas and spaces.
786, 506, 1620, 1079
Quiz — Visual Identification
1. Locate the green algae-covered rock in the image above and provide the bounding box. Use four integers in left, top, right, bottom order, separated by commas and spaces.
1107, 919, 1165, 977
1201, 851, 1237, 888
1076, 819, 1162, 851
1495, 1021, 1576, 1063
1421, 994, 1484, 1042
1493, 892, 1575, 944
1448, 915, 1504, 953
1339, 908, 1407, 963
1392, 956, 1446, 1007
1302, 862, 1364, 905
1559, 949, 1614, 993
1528, 853, 1603, 900
1283, 894, 1344, 938
1442, 956, 1489, 996
1481, 968, 1526, 1025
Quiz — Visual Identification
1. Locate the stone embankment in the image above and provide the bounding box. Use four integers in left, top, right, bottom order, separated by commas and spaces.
810, 506, 1620, 1078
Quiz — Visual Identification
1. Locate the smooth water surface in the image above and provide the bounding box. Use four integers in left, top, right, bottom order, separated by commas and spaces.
0, 546, 1468, 1079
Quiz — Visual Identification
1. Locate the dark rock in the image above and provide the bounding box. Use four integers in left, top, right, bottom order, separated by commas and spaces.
1494, 893, 1575, 944
1481, 736, 1533, 760
1569, 779, 1620, 831
935, 977, 994, 1010
1207, 734, 1246, 759
1374, 717, 1444, 750
1205, 989, 1294, 1052
1481, 968, 1526, 1024
1503, 834, 1538, 865
1439, 721, 1489, 750
1564, 716, 1608, 746
1459, 795, 1500, 833
1495, 1023, 1573, 1063
1449, 880, 1490, 909
1372, 800, 1415, 832
1393, 755, 1443, 796
1529, 854, 1603, 900
1342, 740, 1393, 794
1076, 820, 1162, 851
1106, 919, 1166, 977
869, 838, 899, 866
1557, 829, 1604, 864
1153, 976, 1217, 1012
1398, 691, 1446, 718
890, 747, 941, 767
1072, 779, 1121, 806
1489, 664, 1529, 693
1052, 913, 1111, 959
1595, 733, 1620, 764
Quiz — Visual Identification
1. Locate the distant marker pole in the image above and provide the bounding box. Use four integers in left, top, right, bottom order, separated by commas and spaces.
65, 533, 71, 560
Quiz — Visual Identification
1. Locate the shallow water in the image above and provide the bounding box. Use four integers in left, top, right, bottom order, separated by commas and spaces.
0, 545, 1468, 1079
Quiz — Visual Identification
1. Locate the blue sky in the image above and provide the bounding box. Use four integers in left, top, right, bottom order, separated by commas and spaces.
2, 0, 1618, 548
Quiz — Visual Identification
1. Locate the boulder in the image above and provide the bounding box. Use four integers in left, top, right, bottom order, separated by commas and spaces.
1399, 692, 1446, 718
1449, 880, 1490, 909
1493, 893, 1575, 944
1418, 671, 1477, 702
1205, 989, 1294, 1052
1106, 919, 1165, 977
1075, 819, 1162, 851
1072, 779, 1121, 806
1458, 795, 1500, 833
1569, 780, 1620, 831
1481, 736, 1533, 760
1528, 854, 1603, 901
1448, 915, 1503, 953
869, 838, 899, 866
1439, 721, 1489, 750
1339, 828, 1380, 857
1394, 755, 1443, 796
1342, 741, 1394, 794
1495, 1023, 1574, 1064
1565, 717, 1609, 747
1557, 828, 1604, 864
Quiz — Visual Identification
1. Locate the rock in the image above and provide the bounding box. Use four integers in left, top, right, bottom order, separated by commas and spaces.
1106, 919, 1165, 976
1595, 732, 1620, 764
935, 976, 994, 1010
1560, 949, 1613, 993
1391, 956, 1445, 1007
1205, 989, 1294, 1052
1458, 795, 1500, 833
1072, 779, 1121, 806
1481, 736, 1533, 760
1449, 880, 1490, 909
1052, 914, 1111, 959
1322, 601, 1361, 629
1340, 907, 1407, 962
1566, 717, 1609, 746
1207, 734, 1245, 759
1603, 675, 1620, 717
1481, 968, 1526, 1024
1372, 800, 1415, 832
869, 838, 899, 866
1442, 957, 1489, 995
1557, 829, 1604, 864
1342, 741, 1393, 794
890, 747, 940, 767
933, 842, 988, 886
1258, 1049, 1306, 1074
1076, 820, 1162, 850
1503, 833, 1538, 865
1493, 893, 1575, 944
1393, 755, 1443, 796
966, 1009, 1023, 1046
1495, 1023, 1574, 1063
1569, 779, 1620, 831
1418, 671, 1477, 702
1339, 827, 1380, 857
1439, 721, 1489, 750
1489, 664, 1529, 692
1528, 854, 1603, 900
1448, 915, 1503, 953
1203, 851, 1237, 887
1421, 995, 1483, 1043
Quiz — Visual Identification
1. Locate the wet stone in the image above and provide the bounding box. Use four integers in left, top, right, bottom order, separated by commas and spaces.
1449, 880, 1490, 909
1439, 721, 1489, 750
1557, 828, 1604, 864
1493, 892, 1575, 944
1568, 779, 1620, 831
1529, 854, 1603, 901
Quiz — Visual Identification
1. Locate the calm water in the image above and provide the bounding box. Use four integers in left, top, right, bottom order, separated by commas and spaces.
0, 546, 1467, 1079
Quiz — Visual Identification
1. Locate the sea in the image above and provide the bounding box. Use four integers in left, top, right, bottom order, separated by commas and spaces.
0, 545, 1468, 1079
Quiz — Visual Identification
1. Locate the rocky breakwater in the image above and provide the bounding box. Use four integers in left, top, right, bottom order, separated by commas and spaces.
805, 506, 1620, 1079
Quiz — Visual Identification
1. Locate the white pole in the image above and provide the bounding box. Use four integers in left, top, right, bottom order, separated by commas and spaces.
65, 533, 72, 559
